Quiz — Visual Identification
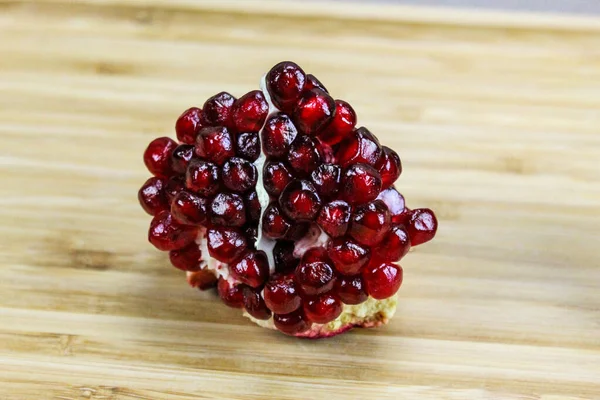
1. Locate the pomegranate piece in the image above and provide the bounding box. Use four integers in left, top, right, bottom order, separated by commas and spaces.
362, 262, 403, 300
340, 163, 382, 206
230, 251, 269, 288
310, 164, 341, 200
164, 175, 185, 203
375, 146, 402, 189
266, 61, 306, 114
235, 131, 261, 162
187, 268, 218, 290
261, 202, 292, 239
279, 179, 322, 222
171, 190, 209, 226
244, 191, 261, 223
261, 113, 298, 158
349, 200, 391, 246
288, 135, 322, 177
336, 127, 382, 167
169, 242, 202, 272
273, 309, 312, 335
148, 211, 197, 251
327, 237, 370, 276
317, 200, 351, 238
222, 157, 257, 193
374, 225, 410, 262
263, 160, 293, 197
217, 278, 245, 308
186, 159, 220, 197
407, 208, 438, 246
303, 294, 343, 324
206, 226, 247, 263
292, 88, 335, 136
295, 248, 336, 296
195, 126, 235, 166
273, 240, 300, 273
143, 137, 177, 178
171, 144, 195, 174
209, 192, 247, 227
377, 187, 407, 224
231, 90, 268, 133
263, 273, 302, 314
334, 275, 368, 305
201, 92, 236, 127
243, 287, 272, 320
319, 100, 357, 146
305, 73, 328, 93
175, 107, 204, 144
138, 177, 169, 216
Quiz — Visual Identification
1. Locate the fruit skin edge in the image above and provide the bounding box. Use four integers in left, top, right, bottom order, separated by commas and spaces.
244, 295, 398, 338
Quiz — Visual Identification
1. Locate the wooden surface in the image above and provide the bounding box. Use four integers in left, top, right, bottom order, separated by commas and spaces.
1, 1, 599, 399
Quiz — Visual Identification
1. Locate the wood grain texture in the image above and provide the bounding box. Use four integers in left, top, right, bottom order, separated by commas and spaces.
1, 1, 599, 399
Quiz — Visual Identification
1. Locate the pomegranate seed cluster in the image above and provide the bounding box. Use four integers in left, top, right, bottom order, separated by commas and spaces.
139, 61, 437, 338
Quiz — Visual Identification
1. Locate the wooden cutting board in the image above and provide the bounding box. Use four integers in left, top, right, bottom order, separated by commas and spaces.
1, 1, 599, 399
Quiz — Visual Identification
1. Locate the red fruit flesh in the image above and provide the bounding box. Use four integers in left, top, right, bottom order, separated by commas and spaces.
171, 190, 209, 226
209, 192, 247, 227
374, 225, 410, 262
169, 242, 202, 271
288, 135, 322, 177
171, 144, 195, 174
243, 287, 272, 320
407, 208, 438, 246
362, 262, 403, 300
263, 273, 302, 314
317, 200, 351, 238
336, 127, 382, 167
375, 146, 402, 189
334, 275, 368, 305
303, 294, 343, 324
349, 200, 391, 246
305, 74, 328, 93
292, 88, 335, 136
148, 211, 197, 251
187, 269, 218, 290
279, 180, 322, 222
138, 177, 169, 216
261, 113, 298, 159
176, 107, 203, 144
230, 251, 269, 288
377, 187, 407, 224
217, 278, 245, 308
235, 131, 261, 162
263, 161, 293, 197
164, 175, 185, 203
206, 226, 247, 263
201, 92, 236, 127
266, 61, 306, 114
273, 309, 312, 335
244, 191, 261, 223
195, 126, 235, 166
295, 250, 336, 296
273, 240, 300, 273
310, 164, 341, 200
144, 137, 177, 178
222, 157, 257, 193
319, 100, 356, 146
327, 237, 370, 276
231, 90, 268, 133
340, 163, 382, 205
261, 203, 292, 240
186, 159, 220, 197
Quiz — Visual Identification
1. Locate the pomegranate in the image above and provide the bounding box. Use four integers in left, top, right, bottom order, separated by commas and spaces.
138, 61, 438, 338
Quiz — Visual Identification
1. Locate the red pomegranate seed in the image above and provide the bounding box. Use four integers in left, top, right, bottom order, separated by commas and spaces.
235, 131, 260, 162
288, 135, 322, 177
229, 251, 269, 288
362, 262, 403, 300
201, 92, 236, 127
340, 163, 382, 205
242, 287, 272, 320
295, 249, 335, 296
303, 294, 343, 324
266, 61, 306, 113
349, 200, 391, 246
263, 160, 293, 197
336, 127, 382, 167
164, 175, 185, 203
286, 222, 311, 241
261, 203, 292, 239
310, 164, 341, 200
273, 309, 311, 335
292, 88, 335, 136
148, 211, 198, 251
377, 187, 406, 224
217, 278, 245, 308
171, 190, 209, 226
319, 100, 356, 146
171, 144, 195, 174
375, 225, 410, 262
169, 242, 202, 271
244, 191, 261, 223
327, 237, 370, 275
273, 240, 300, 273
279, 179, 322, 222
245, 225, 258, 244
231, 90, 268, 133
375, 146, 402, 189
206, 226, 247, 263
186, 159, 220, 197
195, 126, 235, 166
138, 177, 169, 216
407, 208, 438, 246
175, 107, 203, 144
187, 269, 218, 290
261, 113, 298, 158
305, 73, 328, 93
143, 137, 177, 178
334, 275, 368, 305
209, 192, 247, 227
317, 200, 351, 238
222, 157, 257, 193
263, 273, 302, 314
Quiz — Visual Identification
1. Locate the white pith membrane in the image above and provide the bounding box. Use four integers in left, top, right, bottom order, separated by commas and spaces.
187, 75, 398, 337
